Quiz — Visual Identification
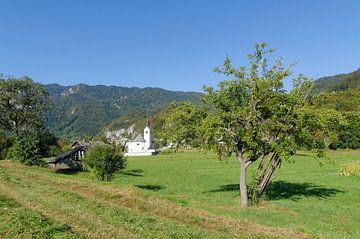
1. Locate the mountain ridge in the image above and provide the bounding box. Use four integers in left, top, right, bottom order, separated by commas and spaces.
311, 68, 360, 111
44, 83, 201, 139
313, 68, 360, 93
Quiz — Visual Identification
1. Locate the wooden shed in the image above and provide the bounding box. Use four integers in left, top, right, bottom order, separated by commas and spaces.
48, 140, 105, 172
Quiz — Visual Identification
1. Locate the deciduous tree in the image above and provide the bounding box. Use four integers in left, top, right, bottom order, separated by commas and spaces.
163, 43, 324, 207
200, 43, 323, 207
0, 76, 50, 134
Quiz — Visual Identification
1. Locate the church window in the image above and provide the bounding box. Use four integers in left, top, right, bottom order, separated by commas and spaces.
145, 131, 148, 134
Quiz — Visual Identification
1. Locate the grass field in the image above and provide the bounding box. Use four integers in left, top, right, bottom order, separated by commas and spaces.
0, 150, 359, 238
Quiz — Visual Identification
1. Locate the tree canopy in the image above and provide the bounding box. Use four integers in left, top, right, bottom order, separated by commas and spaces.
0, 76, 50, 134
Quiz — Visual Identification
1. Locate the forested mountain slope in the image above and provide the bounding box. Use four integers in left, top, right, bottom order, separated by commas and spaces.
44, 84, 201, 138
313, 68, 360, 93
311, 68, 360, 111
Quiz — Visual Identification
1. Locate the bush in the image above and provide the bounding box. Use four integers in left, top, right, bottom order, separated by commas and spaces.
83, 145, 126, 181
8, 129, 59, 166
340, 162, 360, 176
9, 131, 44, 166
328, 142, 338, 150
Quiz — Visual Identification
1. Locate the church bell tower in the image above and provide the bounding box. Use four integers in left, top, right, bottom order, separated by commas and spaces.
144, 114, 152, 150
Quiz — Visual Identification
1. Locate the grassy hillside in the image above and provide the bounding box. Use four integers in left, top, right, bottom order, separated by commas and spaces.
44, 84, 201, 139
1, 150, 359, 238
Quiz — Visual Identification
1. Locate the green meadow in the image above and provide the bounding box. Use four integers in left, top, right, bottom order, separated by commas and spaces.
0, 150, 359, 238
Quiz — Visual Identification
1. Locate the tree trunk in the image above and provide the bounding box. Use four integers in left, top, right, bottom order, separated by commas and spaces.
238, 155, 248, 208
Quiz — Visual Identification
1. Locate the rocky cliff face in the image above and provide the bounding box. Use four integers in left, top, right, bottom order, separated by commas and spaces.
105, 124, 137, 145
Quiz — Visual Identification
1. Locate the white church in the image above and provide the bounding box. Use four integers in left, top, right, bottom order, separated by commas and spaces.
124, 117, 156, 156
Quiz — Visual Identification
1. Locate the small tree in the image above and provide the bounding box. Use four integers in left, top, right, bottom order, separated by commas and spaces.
9, 131, 44, 166
83, 145, 126, 181
162, 43, 324, 208
202, 43, 325, 207
8, 129, 59, 165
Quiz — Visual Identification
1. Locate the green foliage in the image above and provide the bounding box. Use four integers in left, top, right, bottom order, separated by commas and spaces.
161, 101, 206, 148
83, 145, 126, 181
310, 88, 360, 112
336, 112, 360, 149
9, 131, 44, 166
340, 161, 360, 176
8, 129, 58, 166
0, 76, 50, 134
318, 110, 360, 149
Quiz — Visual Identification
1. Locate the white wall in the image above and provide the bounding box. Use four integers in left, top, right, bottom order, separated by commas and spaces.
144, 126, 151, 149
126, 142, 146, 153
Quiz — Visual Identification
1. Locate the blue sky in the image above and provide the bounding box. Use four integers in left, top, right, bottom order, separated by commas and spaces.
1, 0, 359, 92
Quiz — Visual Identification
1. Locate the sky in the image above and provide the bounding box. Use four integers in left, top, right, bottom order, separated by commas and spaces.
1, 0, 359, 92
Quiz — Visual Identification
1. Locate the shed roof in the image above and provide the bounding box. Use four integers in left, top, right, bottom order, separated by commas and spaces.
48, 146, 83, 164
71, 140, 105, 148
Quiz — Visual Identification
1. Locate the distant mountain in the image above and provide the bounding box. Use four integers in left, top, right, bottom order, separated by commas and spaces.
313, 68, 360, 93
311, 68, 360, 111
44, 84, 201, 139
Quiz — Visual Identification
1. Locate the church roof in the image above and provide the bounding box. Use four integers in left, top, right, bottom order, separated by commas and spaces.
146, 114, 150, 127
129, 133, 145, 142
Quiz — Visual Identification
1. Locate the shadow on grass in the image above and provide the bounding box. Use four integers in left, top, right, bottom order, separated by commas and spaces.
121, 169, 144, 177
54, 169, 81, 175
266, 181, 344, 201
135, 184, 165, 191
208, 184, 239, 193
208, 181, 344, 201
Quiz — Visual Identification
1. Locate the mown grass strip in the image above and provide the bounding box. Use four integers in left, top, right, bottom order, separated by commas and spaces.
0, 163, 241, 238
0, 160, 308, 238
0, 193, 81, 239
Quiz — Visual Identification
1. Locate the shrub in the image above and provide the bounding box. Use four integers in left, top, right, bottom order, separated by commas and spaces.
328, 142, 338, 150
9, 131, 44, 166
340, 162, 360, 176
83, 145, 126, 181
8, 129, 58, 166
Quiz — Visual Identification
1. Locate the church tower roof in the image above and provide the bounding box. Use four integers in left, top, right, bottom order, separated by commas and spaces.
146, 114, 150, 127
